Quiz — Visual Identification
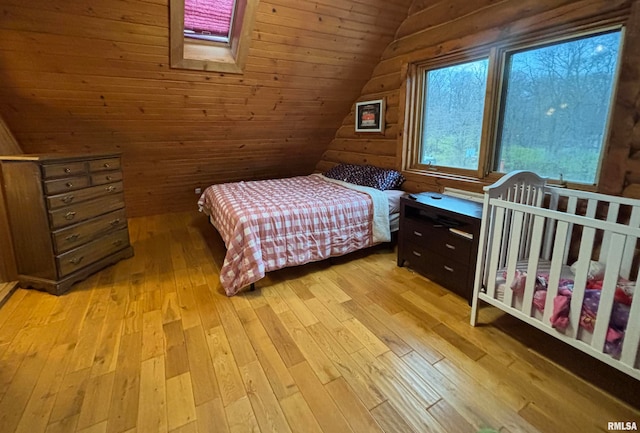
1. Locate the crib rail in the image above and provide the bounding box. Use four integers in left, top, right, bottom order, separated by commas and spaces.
471, 171, 640, 381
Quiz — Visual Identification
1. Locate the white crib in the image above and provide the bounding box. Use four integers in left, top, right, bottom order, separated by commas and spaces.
471, 171, 640, 380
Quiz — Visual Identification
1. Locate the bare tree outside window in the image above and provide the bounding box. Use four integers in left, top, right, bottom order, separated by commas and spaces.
495, 31, 622, 184
421, 59, 489, 170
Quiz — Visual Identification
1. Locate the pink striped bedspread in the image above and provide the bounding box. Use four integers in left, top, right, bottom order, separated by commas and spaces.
198, 174, 390, 296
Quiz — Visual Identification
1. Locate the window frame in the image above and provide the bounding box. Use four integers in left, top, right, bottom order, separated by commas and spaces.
170, 0, 258, 73
403, 22, 626, 189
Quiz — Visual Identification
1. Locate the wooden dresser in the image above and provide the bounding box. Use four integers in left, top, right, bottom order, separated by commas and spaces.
0, 153, 134, 295
397, 192, 482, 304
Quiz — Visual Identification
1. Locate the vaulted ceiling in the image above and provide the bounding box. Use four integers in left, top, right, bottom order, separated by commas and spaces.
0, 0, 415, 216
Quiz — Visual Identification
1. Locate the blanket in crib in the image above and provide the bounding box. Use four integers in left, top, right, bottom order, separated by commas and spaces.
502, 262, 635, 358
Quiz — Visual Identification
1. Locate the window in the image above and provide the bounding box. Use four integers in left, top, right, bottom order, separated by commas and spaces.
170, 0, 258, 73
421, 59, 489, 171
405, 26, 623, 186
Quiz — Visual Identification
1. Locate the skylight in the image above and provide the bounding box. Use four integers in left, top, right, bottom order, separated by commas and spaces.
184, 0, 236, 43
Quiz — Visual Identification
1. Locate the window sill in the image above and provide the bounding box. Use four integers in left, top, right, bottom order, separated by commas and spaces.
171, 41, 243, 74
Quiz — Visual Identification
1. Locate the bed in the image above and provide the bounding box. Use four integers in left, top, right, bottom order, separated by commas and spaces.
471, 171, 640, 380
198, 164, 405, 296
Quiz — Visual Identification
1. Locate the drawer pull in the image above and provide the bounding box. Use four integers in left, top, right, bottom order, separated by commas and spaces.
69, 256, 84, 265
445, 243, 456, 250
110, 218, 121, 226
444, 265, 454, 272
104, 163, 111, 168
412, 250, 422, 257
64, 211, 77, 220
106, 185, 116, 192
61, 195, 74, 204
413, 231, 423, 237
65, 234, 79, 242
64, 168, 72, 173
113, 239, 123, 246
66, 182, 73, 188
433, 224, 444, 228
105, 175, 112, 181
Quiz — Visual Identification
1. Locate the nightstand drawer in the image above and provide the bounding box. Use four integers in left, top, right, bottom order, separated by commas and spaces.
403, 218, 472, 262
403, 241, 470, 295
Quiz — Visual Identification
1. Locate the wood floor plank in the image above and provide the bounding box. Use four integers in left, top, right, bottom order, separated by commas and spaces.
278, 309, 341, 384
163, 320, 190, 379
191, 283, 221, 331
0, 324, 62, 431
225, 396, 260, 433
240, 361, 292, 433
137, 356, 167, 433
306, 322, 386, 410
141, 310, 165, 361
184, 325, 220, 405
370, 401, 418, 433
106, 331, 142, 433
166, 372, 197, 431
206, 326, 247, 407
196, 398, 230, 433
324, 377, 385, 433
255, 304, 305, 368
350, 349, 442, 433
279, 392, 324, 433
77, 372, 116, 431
241, 310, 299, 400
289, 362, 355, 433
14, 342, 72, 433
215, 295, 258, 367
49, 367, 92, 426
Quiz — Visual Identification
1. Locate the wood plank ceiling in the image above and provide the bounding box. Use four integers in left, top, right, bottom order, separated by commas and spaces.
0, 0, 414, 216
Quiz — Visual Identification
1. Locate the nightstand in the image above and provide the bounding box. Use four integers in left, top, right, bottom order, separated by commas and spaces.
397, 192, 482, 304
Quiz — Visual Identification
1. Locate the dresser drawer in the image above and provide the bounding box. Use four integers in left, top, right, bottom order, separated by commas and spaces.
57, 228, 130, 277
403, 241, 470, 297
403, 217, 472, 263
42, 161, 87, 179
52, 209, 128, 253
44, 176, 90, 195
49, 193, 125, 229
91, 171, 123, 186
47, 181, 124, 210
89, 158, 121, 172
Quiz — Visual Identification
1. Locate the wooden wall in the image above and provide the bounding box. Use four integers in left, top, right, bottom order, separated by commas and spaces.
0, 114, 21, 283
0, 0, 414, 216
316, 0, 640, 197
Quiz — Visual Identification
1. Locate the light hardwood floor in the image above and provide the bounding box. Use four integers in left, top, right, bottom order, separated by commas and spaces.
0, 211, 638, 433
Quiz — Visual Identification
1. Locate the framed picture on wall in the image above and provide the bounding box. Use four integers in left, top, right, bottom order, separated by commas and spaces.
355, 99, 385, 133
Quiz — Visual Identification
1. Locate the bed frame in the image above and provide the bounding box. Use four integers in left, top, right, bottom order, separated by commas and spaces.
471, 171, 640, 380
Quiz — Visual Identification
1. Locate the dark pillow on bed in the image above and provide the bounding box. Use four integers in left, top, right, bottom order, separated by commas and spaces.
324, 163, 405, 190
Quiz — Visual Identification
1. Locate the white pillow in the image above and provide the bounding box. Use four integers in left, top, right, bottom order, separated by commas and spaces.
570, 260, 606, 281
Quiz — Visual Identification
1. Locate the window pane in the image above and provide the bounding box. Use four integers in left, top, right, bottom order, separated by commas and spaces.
495, 31, 621, 184
421, 59, 489, 170
184, 0, 235, 41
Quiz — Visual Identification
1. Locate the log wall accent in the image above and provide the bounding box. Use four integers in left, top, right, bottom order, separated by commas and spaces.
316, 0, 640, 197
0, 0, 413, 216
0, 114, 21, 283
